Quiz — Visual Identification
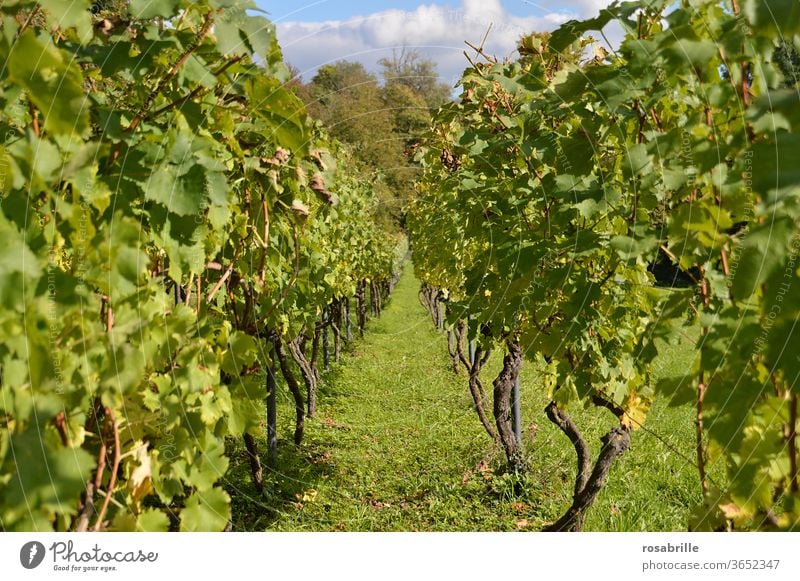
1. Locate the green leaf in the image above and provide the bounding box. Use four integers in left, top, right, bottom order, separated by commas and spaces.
705, 374, 764, 449
39, 0, 92, 41
129, 0, 182, 19
186, 435, 229, 491
180, 488, 231, 532
749, 134, 800, 200
622, 143, 652, 179
553, 375, 579, 408
765, 316, 800, 389
0, 212, 42, 310
7, 31, 89, 136
743, 0, 800, 36
0, 147, 11, 196
548, 13, 615, 52
662, 39, 718, 67
222, 332, 258, 374
89, 214, 147, 301
246, 77, 309, 154
101, 343, 146, 396
610, 235, 658, 261
215, 8, 276, 59
146, 165, 209, 216
4, 430, 95, 521
731, 217, 795, 298
558, 135, 595, 176
137, 509, 170, 532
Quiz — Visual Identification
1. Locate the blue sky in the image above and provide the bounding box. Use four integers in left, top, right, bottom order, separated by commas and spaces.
257, 1, 463, 22
258, 1, 614, 83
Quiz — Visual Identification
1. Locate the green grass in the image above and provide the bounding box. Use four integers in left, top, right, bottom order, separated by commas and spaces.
224, 264, 708, 531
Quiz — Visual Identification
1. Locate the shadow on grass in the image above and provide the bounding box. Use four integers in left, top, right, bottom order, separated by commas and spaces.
222, 343, 368, 531
223, 435, 336, 531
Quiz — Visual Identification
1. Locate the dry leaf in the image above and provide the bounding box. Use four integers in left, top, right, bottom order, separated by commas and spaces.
310, 173, 337, 205
719, 503, 745, 519
129, 442, 152, 503
290, 199, 309, 217
511, 502, 527, 514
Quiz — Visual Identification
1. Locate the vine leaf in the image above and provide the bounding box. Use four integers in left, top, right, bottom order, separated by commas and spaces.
39, 0, 93, 41
731, 217, 794, 298
180, 488, 231, 532
129, 0, 182, 19
7, 31, 89, 136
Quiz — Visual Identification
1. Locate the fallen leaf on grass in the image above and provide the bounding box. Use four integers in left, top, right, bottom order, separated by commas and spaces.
719, 503, 745, 519
309, 450, 333, 464
294, 489, 317, 505
322, 417, 351, 431
511, 502, 528, 514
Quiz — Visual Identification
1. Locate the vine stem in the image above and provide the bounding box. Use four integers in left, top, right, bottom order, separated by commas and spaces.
75, 401, 106, 532
28, 99, 40, 137
697, 270, 710, 496
129, 10, 215, 132
696, 375, 709, 495
258, 198, 270, 285
184, 273, 194, 305
206, 261, 235, 304
721, 248, 730, 276
107, 10, 216, 167
789, 393, 798, 494
148, 55, 244, 120
196, 276, 202, 315
53, 411, 70, 446
93, 409, 121, 531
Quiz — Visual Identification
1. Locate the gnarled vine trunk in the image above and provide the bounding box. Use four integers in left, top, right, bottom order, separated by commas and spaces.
321, 307, 330, 371
543, 400, 631, 532
418, 284, 439, 328
332, 298, 342, 362
493, 338, 524, 471
266, 344, 278, 467
274, 336, 305, 446
452, 320, 498, 442
345, 297, 352, 342
243, 433, 263, 493
446, 328, 460, 374
287, 335, 317, 418
356, 279, 367, 336
470, 345, 499, 443
310, 322, 322, 382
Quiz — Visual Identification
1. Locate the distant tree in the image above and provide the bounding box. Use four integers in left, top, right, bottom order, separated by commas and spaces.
378, 49, 453, 207
379, 48, 453, 109
308, 61, 404, 180
382, 82, 430, 149
291, 53, 453, 224
284, 63, 315, 105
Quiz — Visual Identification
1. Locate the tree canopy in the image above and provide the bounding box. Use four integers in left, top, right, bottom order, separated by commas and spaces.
291, 50, 453, 223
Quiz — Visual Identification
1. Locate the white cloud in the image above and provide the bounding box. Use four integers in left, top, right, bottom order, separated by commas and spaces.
276, 1, 575, 85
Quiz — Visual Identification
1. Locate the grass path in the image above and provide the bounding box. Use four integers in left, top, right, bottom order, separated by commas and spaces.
227, 264, 704, 531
